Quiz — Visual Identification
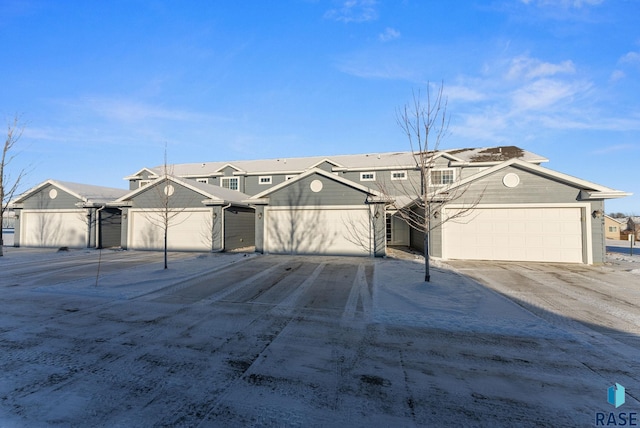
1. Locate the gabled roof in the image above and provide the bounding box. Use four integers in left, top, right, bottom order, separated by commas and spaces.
604, 215, 626, 223
123, 167, 160, 181
114, 175, 250, 206
433, 158, 630, 200
248, 167, 386, 202
13, 179, 127, 205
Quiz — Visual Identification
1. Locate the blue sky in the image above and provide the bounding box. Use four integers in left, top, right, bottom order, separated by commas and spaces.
2, 0, 639, 213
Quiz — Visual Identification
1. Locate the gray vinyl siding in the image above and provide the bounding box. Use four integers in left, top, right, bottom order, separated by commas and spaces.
130, 181, 205, 209
99, 208, 122, 248
340, 169, 422, 197
120, 208, 129, 249
427, 165, 607, 263
254, 205, 265, 253
451, 165, 583, 205
267, 174, 369, 206
224, 207, 255, 250
21, 184, 83, 209
244, 174, 291, 196
406, 206, 439, 257
129, 171, 156, 190
590, 199, 605, 263
209, 168, 246, 193
212, 206, 223, 251
315, 161, 335, 172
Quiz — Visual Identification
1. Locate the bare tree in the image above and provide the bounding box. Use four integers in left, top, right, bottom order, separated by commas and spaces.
1, 116, 26, 257
385, 83, 482, 282
140, 147, 193, 269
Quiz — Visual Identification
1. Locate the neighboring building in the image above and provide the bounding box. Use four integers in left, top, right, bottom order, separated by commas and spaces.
604, 215, 624, 240
11, 180, 127, 249
2, 207, 16, 229
621, 216, 640, 241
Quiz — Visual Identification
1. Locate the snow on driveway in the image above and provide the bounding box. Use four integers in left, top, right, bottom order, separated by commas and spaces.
1, 249, 638, 426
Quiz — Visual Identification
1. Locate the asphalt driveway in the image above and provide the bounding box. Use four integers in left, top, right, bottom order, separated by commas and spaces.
1, 249, 639, 426
443, 259, 640, 349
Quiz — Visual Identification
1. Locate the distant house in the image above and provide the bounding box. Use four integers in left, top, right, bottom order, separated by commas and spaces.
11, 180, 127, 249
604, 215, 624, 240
621, 216, 640, 241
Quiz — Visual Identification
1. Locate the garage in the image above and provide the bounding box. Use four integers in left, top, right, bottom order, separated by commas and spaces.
116, 176, 254, 252
128, 209, 212, 251
12, 180, 127, 249
442, 206, 585, 263
264, 206, 373, 255
20, 210, 88, 248
252, 168, 387, 257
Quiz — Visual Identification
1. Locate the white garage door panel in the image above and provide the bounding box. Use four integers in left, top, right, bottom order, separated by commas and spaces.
130, 210, 211, 251
266, 208, 371, 256
21, 211, 87, 248
444, 207, 583, 263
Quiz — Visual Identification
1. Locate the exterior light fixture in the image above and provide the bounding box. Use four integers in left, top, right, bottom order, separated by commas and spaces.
592, 209, 603, 219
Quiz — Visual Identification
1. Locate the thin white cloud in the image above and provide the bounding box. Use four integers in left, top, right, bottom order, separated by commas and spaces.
619, 51, 640, 65
610, 69, 626, 81
520, 0, 604, 8
324, 0, 378, 23
379, 27, 400, 42
590, 144, 637, 155
446, 85, 486, 103
74, 97, 221, 124
511, 78, 586, 111
507, 55, 576, 80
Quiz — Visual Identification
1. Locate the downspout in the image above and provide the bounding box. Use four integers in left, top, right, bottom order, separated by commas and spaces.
95, 205, 106, 249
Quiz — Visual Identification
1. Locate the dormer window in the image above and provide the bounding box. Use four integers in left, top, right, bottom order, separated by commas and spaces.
259, 176, 272, 185
221, 177, 239, 191
431, 169, 455, 186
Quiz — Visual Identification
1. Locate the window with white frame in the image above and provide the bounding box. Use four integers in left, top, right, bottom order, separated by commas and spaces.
430, 169, 455, 186
391, 170, 407, 180
259, 176, 272, 185
196, 178, 208, 184
221, 177, 239, 191
609, 226, 618, 232
360, 172, 376, 181
138, 180, 151, 188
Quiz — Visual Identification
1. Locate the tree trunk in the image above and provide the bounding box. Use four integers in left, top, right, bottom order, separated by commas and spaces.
0, 235, 4, 257
424, 231, 430, 282
164, 228, 168, 270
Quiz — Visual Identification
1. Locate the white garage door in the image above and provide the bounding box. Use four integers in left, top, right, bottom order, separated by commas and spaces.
20, 210, 87, 248
129, 209, 212, 251
443, 207, 584, 263
265, 206, 372, 256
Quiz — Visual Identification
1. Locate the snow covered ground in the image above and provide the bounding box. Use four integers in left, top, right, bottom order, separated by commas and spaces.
0, 247, 638, 426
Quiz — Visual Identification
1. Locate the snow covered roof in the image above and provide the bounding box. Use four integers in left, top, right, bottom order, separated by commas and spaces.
130, 146, 547, 179
13, 179, 128, 205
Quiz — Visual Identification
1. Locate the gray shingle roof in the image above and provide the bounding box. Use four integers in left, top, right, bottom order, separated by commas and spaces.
141, 146, 547, 178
